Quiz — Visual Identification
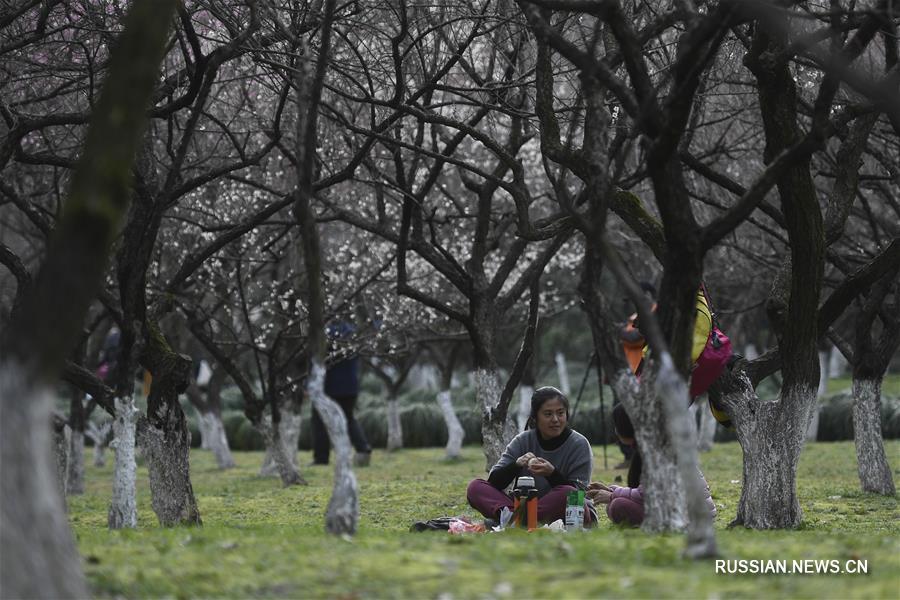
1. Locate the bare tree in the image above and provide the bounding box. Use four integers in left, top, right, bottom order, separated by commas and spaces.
0, 0, 177, 595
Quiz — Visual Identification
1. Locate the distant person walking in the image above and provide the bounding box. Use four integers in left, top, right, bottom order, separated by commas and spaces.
311, 322, 372, 466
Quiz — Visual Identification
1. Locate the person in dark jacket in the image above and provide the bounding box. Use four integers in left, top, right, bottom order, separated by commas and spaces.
311, 322, 372, 466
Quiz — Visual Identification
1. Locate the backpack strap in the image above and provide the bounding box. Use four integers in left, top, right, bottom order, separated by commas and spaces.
699, 281, 719, 330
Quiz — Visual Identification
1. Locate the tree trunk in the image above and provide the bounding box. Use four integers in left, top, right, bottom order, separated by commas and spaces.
555, 351, 571, 395
436, 389, 464, 459
198, 410, 235, 469
517, 384, 533, 433
720, 372, 810, 529
196, 407, 213, 450
1, 370, 88, 598
805, 348, 830, 441
94, 442, 107, 467
386, 394, 403, 452
138, 412, 201, 526
66, 393, 86, 494
256, 413, 305, 486
53, 416, 70, 501
109, 395, 139, 529
477, 368, 517, 469
695, 400, 717, 452
187, 370, 234, 467
87, 420, 111, 467
66, 428, 85, 496
0, 0, 175, 591
308, 360, 359, 534
852, 378, 895, 495
655, 356, 717, 558
139, 327, 201, 526
612, 367, 687, 533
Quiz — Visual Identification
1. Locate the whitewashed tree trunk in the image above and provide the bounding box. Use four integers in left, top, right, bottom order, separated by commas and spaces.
477, 368, 518, 469
436, 389, 464, 459
66, 429, 85, 495
258, 406, 301, 475
198, 411, 235, 469
517, 385, 533, 432
721, 374, 811, 528
829, 348, 848, 379
94, 440, 107, 467
852, 378, 895, 495
53, 419, 70, 500
87, 421, 111, 468
138, 414, 201, 526
695, 400, 717, 452
196, 407, 213, 450
611, 365, 686, 533
308, 361, 358, 534
805, 349, 829, 441
256, 413, 304, 486
655, 355, 717, 558
386, 396, 403, 451
0, 366, 88, 598
108, 396, 139, 529
555, 352, 571, 395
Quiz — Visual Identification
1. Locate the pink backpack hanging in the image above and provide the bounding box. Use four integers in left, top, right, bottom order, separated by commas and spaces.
689, 284, 732, 399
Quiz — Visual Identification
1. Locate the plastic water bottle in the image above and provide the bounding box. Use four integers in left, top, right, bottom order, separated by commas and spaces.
565, 490, 585, 531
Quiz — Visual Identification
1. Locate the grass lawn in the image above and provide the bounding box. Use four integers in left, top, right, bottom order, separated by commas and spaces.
826, 374, 900, 397
70, 440, 899, 599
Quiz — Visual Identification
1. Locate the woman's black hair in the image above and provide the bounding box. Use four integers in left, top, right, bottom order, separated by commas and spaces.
612, 404, 641, 487
612, 404, 634, 439
627, 451, 642, 488
525, 386, 569, 431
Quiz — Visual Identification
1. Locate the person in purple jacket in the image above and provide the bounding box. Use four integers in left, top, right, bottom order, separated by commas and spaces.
587, 404, 716, 526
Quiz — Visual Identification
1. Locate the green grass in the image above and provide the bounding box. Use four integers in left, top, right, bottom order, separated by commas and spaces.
826, 374, 900, 397
70, 441, 900, 599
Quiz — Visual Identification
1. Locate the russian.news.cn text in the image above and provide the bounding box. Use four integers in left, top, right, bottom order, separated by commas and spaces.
715, 559, 868, 575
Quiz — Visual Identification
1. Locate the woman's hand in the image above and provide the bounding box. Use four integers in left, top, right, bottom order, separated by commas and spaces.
527, 457, 555, 477
586, 488, 613, 505
516, 452, 536, 467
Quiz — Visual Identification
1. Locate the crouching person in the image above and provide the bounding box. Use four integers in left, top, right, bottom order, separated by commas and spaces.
467, 386, 597, 527
588, 404, 716, 526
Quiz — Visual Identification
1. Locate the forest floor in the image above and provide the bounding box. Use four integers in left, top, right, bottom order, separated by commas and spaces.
70, 440, 899, 599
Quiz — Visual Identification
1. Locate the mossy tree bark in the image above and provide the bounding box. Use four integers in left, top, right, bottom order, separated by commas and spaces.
0, 0, 177, 595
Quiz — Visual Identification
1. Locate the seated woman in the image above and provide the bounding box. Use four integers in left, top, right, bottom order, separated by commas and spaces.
587, 404, 716, 526
467, 386, 596, 527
